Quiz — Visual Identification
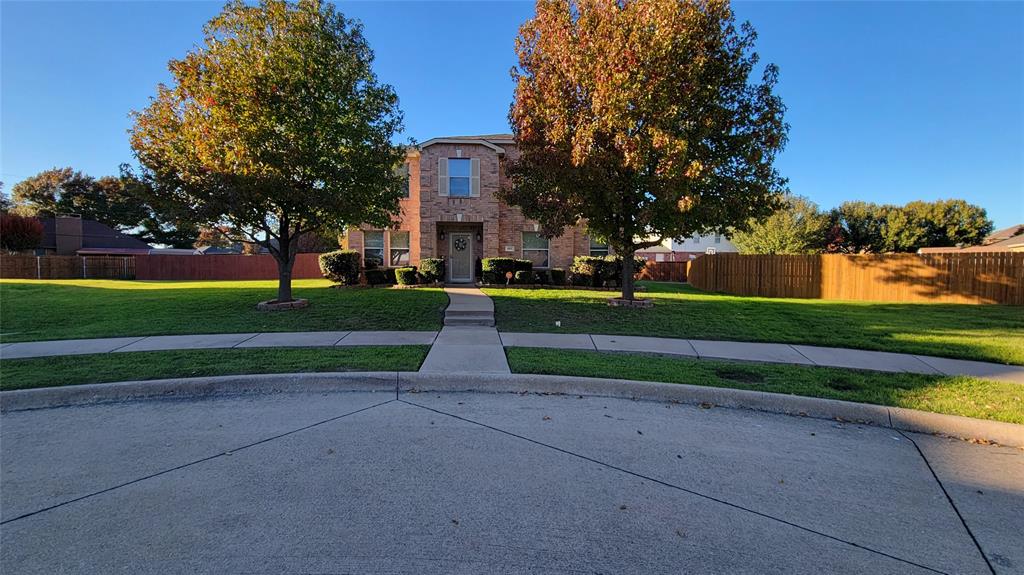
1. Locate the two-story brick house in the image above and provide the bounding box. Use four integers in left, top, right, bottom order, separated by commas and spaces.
344, 134, 608, 283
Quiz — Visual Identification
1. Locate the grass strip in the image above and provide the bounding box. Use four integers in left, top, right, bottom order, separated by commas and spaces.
0, 346, 429, 391
506, 347, 1024, 424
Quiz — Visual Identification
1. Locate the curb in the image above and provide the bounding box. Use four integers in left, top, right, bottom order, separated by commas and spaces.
2, 371, 1021, 448
0, 372, 396, 412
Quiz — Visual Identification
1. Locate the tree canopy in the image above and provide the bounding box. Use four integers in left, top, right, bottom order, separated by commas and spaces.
502, 0, 789, 300
731, 195, 829, 254
826, 199, 992, 254
129, 0, 406, 303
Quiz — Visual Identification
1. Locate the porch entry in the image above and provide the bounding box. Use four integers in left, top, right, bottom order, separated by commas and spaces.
449, 232, 474, 283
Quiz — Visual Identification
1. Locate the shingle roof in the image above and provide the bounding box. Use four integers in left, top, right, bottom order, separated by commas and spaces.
40, 217, 151, 250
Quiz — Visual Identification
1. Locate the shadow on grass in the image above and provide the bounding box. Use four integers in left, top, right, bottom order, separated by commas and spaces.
486, 283, 1024, 365
506, 347, 1024, 424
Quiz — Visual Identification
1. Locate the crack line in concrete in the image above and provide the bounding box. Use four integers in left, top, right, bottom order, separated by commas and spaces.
896, 430, 997, 575
0, 399, 396, 526
401, 398, 952, 575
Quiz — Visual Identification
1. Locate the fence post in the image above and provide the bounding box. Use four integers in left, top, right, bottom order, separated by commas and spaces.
82, 257, 87, 279
36, 256, 41, 280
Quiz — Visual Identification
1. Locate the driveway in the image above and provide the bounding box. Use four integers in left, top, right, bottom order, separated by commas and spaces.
1, 389, 1020, 574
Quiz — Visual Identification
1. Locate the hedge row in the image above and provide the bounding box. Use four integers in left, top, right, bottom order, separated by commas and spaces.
320, 251, 445, 286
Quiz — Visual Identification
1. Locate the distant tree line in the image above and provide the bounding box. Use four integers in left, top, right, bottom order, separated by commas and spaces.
2, 166, 198, 248
730, 196, 993, 255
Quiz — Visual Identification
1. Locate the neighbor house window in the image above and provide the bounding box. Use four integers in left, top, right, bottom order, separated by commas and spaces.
363, 231, 384, 268
589, 238, 609, 257
399, 163, 411, 198
692, 233, 700, 245
656, 253, 666, 262
522, 232, 549, 268
714, 233, 722, 244
389, 230, 410, 266
448, 158, 471, 197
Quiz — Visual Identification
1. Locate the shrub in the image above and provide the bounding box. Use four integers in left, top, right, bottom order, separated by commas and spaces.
319, 250, 361, 285
569, 256, 605, 287
533, 270, 550, 285
364, 269, 388, 286
513, 259, 533, 273
514, 270, 532, 284
395, 266, 418, 285
549, 268, 566, 285
482, 258, 517, 283
383, 268, 397, 284
0, 214, 44, 253
568, 255, 646, 287
419, 258, 445, 283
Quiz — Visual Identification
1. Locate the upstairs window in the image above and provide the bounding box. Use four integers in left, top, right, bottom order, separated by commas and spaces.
363, 231, 384, 268
389, 230, 410, 266
589, 238, 609, 257
522, 232, 550, 268
397, 163, 410, 198
449, 158, 471, 197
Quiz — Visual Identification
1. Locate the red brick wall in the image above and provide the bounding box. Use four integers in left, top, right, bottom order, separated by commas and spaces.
348, 140, 595, 274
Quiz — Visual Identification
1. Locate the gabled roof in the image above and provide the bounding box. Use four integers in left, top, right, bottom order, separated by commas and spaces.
418, 134, 515, 154
984, 224, 1024, 244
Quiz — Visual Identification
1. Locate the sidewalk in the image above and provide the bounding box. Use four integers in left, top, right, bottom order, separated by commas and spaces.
3, 329, 1023, 383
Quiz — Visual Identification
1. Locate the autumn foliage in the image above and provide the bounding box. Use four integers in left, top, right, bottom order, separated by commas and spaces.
0, 213, 45, 253
503, 0, 789, 299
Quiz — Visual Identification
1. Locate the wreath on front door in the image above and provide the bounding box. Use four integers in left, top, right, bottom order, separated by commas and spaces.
453, 237, 468, 251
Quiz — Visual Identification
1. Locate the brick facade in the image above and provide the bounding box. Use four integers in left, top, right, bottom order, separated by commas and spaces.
345, 135, 598, 283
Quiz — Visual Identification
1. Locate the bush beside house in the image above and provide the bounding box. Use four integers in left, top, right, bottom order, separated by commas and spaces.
395, 266, 418, 285
319, 250, 361, 285
569, 255, 646, 288
419, 258, 445, 284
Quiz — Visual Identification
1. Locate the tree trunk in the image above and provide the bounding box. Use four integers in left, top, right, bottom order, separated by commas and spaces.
621, 247, 635, 301
276, 253, 296, 303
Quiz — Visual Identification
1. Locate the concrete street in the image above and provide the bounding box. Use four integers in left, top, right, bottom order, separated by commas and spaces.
2, 389, 1020, 574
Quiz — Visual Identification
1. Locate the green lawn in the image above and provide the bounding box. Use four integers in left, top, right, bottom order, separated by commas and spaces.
507, 348, 1024, 424
0, 346, 428, 391
486, 282, 1024, 365
0, 279, 447, 342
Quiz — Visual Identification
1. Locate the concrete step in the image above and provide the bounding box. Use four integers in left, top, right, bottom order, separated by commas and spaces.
445, 308, 494, 317
444, 314, 495, 327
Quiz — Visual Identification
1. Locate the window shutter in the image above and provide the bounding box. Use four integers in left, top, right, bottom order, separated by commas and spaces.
470, 158, 481, 197
438, 157, 449, 196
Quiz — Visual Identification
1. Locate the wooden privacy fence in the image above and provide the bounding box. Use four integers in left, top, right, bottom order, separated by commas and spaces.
638, 261, 689, 283
134, 253, 324, 281
1, 255, 136, 280
688, 252, 1024, 304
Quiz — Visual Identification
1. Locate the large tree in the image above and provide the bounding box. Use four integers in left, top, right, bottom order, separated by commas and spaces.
827, 199, 992, 253
731, 195, 828, 254
129, 0, 405, 303
502, 0, 788, 300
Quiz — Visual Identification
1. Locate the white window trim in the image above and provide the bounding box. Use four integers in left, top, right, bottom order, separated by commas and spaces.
389, 230, 410, 267
522, 232, 550, 269
363, 230, 385, 267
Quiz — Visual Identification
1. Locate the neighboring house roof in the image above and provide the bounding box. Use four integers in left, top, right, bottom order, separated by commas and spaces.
984, 224, 1024, 244
77, 247, 152, 256
918, 224, 1024, 253
39, 217, 151, 251
196, 245, 244, 255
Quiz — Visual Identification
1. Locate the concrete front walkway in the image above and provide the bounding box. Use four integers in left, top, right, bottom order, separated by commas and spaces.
2, 388, 1019, 573
442, 285, 495, 326
4, 330, 1023, 383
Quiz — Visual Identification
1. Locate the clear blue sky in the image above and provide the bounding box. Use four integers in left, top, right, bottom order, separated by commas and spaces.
2, 1, 1022, 229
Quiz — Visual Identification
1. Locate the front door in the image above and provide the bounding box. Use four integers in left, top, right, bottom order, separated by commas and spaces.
449, 232, 473, 283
